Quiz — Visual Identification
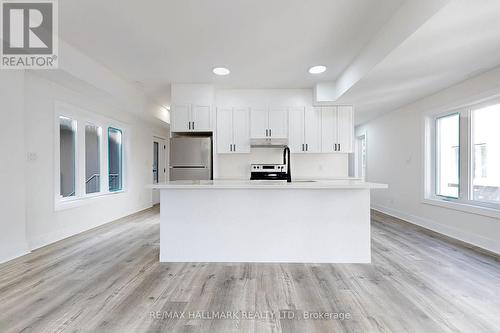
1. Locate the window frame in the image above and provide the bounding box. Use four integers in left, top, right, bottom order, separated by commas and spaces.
434, 112, 461, 200
424, 97, 500, 219
107, 127, 124, 192
54, 102, 127, 211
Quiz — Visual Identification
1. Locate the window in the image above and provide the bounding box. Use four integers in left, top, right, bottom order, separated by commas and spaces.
59, 116, 76, 198
426, 99, 500, 214
435, 113, 460, 198
55, 103, 126, 208
108, 127, 123, 192
471, 104, 500, 204
85, 124, 101, 194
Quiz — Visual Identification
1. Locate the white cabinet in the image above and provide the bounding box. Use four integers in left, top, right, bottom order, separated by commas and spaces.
336, 106, 354, 152
268, 107, 288, 138
250, 107, 288, 139
232, 108, 251, 153
289, 106, 321, 153
250, 108, 268, 139
191, 105, 211, 131
171, 104, 212, 132
216, 107, 233, 154
321, 106, 353, 153
170, 104, 190, 132
216, 107, 250, 154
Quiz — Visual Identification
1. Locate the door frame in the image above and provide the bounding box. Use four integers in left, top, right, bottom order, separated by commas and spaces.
152, 136, 167, 205
354, 132, 367, 180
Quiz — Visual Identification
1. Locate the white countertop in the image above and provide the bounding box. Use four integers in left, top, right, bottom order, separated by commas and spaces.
150, 179, 388, 190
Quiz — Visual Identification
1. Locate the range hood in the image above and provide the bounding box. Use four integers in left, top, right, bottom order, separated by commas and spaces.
250, 138, 288, 148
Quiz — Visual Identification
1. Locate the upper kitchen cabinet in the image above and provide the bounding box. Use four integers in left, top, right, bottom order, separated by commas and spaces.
216, 107, 250, 154
170, 84, 214, 133
250, 107, 288, 139
289, 106, 320, 153
170, 104, 212, 132
320, 105, 354, 153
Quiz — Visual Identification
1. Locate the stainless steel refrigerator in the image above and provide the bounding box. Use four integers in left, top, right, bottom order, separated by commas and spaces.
169, 136, 212, 180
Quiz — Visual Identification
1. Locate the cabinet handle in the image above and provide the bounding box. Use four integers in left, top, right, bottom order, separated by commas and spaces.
302, 143, 304, 151
192, 121, 195, 130
265, 129, 268, 137
188, 122, 191, 130
230, 144, 232, 152
306, 143, 308, 151
334, 143, 337, 151
234, 144, 236, 152
269, 129, 272, 137
338, 144, 341, 151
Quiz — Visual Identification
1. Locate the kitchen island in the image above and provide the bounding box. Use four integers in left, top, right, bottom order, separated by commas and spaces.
151, 180, 387, 263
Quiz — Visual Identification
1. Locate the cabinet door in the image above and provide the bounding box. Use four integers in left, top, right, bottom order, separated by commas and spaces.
304, 107, 321, 153
321, 106, 338, 152
191, 104, 211, 131
216, 107, 233, 154
250, 107, 269, 138
170, 104, 190, 132
288, 107, 305, 153
337, 106, 354, 153
268, 107, 288, 138
232, 107, 250, 153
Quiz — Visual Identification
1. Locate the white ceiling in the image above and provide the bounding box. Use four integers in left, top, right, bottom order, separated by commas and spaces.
59, 0, 500, 124
59, 0, 403, 107
338, 0, 500, 124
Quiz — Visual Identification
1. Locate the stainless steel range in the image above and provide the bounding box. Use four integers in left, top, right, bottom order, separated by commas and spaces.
250, 164, 287, 181
250, 146, 292, 181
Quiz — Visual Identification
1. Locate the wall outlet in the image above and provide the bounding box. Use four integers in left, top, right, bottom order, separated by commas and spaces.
27, 152, 38, 161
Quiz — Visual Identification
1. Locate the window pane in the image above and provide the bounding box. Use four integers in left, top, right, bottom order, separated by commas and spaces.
60, 116, 76, 198
85, 124, 101, 194
436, 113, 460, 198
108, 127, 123, 191
471, 104, 500, 203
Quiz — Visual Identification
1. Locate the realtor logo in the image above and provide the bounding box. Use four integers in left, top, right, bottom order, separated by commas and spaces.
1, 0, 58, 69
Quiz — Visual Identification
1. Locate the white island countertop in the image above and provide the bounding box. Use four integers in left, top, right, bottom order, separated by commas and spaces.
150, 179, 388, 190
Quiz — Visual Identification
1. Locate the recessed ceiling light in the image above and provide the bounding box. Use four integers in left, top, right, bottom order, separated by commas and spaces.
213, 67, 230, 76
308, 65, 327, 74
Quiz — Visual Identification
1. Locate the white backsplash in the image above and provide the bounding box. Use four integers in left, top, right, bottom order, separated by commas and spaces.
217, 148, 348, 179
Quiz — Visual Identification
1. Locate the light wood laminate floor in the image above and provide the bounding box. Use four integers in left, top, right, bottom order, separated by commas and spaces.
1, 207, 499, 333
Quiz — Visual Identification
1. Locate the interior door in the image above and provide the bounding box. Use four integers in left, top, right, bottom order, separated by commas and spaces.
191, 104, 211, 131
337, 106, 354, 153
170, 104, 190, 132
216, 107, 233, 154
250, 107, 269, 138
321, 106, 338, 153
304, 106, 321, 153
268, 107, 288, 138
288, 106, 305, 153
152, 137, 166, 205
232, 107, 250, 153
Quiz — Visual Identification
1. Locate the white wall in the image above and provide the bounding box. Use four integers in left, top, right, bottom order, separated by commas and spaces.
0, 71, 30, 263
357, 65, 500, 254
215, 89, 348, 179
0, 39, 169, 263
24, 72, 168, 250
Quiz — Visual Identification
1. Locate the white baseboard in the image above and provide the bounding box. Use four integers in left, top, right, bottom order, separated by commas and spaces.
372, 203, 500, 255
0, 246, 30, 265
